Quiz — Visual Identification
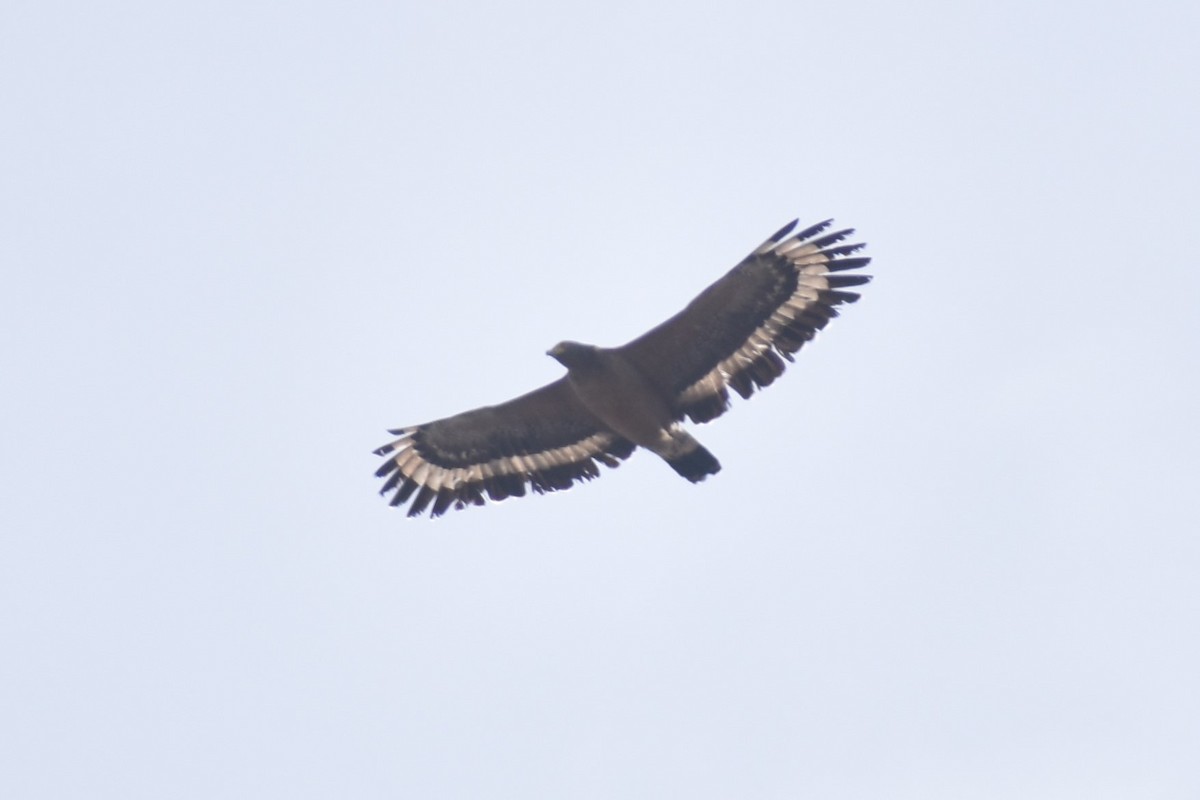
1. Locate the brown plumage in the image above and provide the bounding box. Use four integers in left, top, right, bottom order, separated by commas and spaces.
374, 218, 871, 517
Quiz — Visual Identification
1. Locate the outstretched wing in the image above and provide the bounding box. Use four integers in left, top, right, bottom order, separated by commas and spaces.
618, 219, 871, 423
374, 378, 635, 517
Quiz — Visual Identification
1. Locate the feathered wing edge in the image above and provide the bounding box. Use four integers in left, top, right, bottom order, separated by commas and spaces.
374, 427, 636, 518
675, 219, 871, 424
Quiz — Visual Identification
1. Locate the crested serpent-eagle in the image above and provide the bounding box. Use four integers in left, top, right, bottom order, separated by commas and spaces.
375, 218, 871, 517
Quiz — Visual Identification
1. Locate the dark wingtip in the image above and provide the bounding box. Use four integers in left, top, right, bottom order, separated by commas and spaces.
811, 228, 854, 249
827, 274, 871, 289
826, 255, 871, 273
794, 218, 835, 241
769, 219, 800, 242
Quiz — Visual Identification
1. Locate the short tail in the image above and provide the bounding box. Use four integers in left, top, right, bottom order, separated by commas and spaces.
665, 442, 721, 483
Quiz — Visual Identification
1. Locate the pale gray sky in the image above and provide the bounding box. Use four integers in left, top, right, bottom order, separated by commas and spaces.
3, 1, 1199, 797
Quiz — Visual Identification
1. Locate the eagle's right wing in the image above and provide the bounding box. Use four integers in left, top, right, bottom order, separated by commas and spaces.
618, 219, 871, 424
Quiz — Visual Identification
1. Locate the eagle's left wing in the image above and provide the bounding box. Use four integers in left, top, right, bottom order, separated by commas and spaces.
618, 219, 871, 423
374, 378, 635, 517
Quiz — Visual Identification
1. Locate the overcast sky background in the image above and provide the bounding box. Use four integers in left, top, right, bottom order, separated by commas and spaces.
3, 1, 1199, 797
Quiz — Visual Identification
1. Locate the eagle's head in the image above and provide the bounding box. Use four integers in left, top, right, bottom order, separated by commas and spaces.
547, 340, 597, 370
